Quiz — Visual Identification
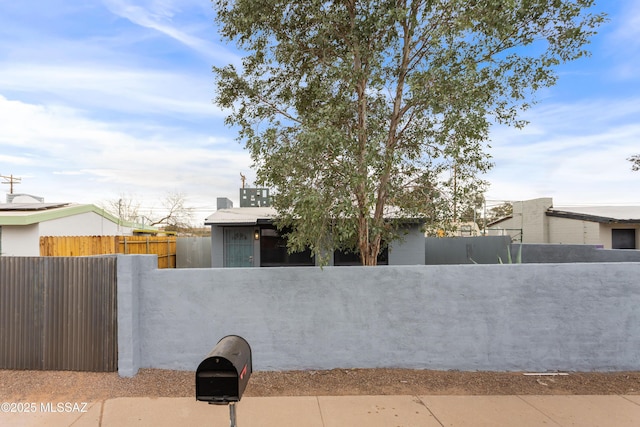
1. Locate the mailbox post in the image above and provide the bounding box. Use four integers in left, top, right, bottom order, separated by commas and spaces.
196, 335, 252, 427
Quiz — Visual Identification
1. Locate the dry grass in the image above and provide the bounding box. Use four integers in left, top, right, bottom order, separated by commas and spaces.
2, 369, 639, 401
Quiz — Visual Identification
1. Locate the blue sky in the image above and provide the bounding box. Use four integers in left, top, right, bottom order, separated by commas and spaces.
0, 0, 638, 223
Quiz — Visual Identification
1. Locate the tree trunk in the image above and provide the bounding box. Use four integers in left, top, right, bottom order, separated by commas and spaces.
360, 230, 381, 266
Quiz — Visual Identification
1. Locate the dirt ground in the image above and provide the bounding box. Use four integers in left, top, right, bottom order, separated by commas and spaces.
2, 368, 640, 401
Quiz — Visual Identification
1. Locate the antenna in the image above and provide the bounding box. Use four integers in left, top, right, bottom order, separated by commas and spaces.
0, 174, 22, 194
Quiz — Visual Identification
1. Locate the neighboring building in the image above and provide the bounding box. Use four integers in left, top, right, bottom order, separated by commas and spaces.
204, 200, 425, 267
0, 200, 153, 256
434, 221, 482, 237
487, 198, 640, 249
239, 187, 271, 207
7, 193, 44, 203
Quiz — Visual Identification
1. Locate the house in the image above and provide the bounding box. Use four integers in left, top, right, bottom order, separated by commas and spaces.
0, 196, 154, 256
434, 221, 482, 237
487, 197, 640, 249
204, 197, 426, 267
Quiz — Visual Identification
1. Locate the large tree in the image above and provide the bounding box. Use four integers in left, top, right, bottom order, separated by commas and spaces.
213, 0, 605, 265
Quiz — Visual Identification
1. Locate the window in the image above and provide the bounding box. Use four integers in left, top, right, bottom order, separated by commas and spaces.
259, 227, 314, 266
334, 246, 389, 266
612, 229, 636, 249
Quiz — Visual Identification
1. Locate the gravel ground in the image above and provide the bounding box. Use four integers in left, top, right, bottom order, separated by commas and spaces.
2, 369, 640, 401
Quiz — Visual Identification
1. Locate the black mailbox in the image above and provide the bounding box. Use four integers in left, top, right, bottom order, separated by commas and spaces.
196, 335, 252, 404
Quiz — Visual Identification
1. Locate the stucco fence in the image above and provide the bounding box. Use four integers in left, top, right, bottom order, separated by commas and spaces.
117, 255, 640, 377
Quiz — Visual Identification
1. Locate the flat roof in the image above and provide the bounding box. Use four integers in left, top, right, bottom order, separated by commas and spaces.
204, 206, 426, 226
0, 202, 69, 211
204, 207, 277, 225
549, 206, 640, 223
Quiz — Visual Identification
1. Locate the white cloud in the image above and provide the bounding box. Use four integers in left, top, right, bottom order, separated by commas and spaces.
102, 0, 240, 65
485, 97, 640, 205
601, 1, 640, 81
610, 1, 640, 47
0, 95, 251, 214
0, 154, 33, 166
0, 64, 224, 120
2, 0, 639, 214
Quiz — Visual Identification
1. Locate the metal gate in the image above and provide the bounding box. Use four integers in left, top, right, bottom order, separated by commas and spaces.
224, 228, 254, 267
0, 256, 117, 371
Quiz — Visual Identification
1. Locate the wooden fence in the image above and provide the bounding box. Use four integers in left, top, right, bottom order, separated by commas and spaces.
40, 235, 177, 268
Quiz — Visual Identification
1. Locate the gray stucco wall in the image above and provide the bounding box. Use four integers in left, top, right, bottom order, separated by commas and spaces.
425, 236, 512, 264
388, 224, 426, 265
118, 256, 640, 376
424, 239, 640, 264
210, 227, 224, 268
117, 255, 157, 377
520, 244, 640, 263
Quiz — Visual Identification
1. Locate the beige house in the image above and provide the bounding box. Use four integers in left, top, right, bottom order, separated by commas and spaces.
488, 198, 640, 250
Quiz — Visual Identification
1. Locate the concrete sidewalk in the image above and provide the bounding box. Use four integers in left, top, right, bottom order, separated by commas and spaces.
2, 395, 640, 426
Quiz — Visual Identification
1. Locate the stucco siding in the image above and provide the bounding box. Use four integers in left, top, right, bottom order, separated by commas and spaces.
388, 224, 426, 265
600, 226, 610, 249
600, 224, 640, 250
118, 257, 640, 374
1, 224, 40, 256
487, 217, 518, 238
210, 226, 224, 268
548, 216, 600, 245
514, 198, 552, 243
487, 198, 640, 249
1, 211, 137, 257
38, 211, 128, 236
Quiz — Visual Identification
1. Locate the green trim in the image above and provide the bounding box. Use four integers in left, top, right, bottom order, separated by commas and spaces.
0, 204, 155, 230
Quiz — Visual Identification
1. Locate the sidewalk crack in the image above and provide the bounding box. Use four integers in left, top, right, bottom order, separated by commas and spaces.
620, 395, 640, 407
517, 395, 562, 427
316, 396, 326, 427
413, 396, 444, 427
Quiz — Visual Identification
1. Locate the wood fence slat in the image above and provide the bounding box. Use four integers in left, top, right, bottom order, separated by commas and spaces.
39, 236, 176, 268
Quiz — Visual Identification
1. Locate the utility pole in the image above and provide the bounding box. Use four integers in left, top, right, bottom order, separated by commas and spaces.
1, 174, 21, 194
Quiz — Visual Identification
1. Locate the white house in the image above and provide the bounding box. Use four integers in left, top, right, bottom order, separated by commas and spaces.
0, 199, 152, 256
488, 198, 640, 249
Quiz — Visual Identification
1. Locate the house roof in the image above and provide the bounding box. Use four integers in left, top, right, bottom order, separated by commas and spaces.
0, 202, 68, 211
204, 207, 277, 226
204, 206, 427, 226
486, 216, 512, 227
0, 202, 151, 229
547, 206, 640, 223
486, 201, 640, 228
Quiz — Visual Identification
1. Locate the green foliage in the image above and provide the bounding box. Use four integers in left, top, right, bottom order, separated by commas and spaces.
629, 155, 640, 171
212, 0, 605, 265
498, 244, 523, 264
486, 202, 514, 224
